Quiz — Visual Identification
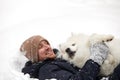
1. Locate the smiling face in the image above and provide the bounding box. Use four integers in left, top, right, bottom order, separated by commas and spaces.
38, 40, 56, 61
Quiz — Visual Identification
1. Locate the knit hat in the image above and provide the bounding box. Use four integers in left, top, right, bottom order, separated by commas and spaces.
20, 35, 49, 63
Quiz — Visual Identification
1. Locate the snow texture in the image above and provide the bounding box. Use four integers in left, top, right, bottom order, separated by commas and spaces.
0, 0, 120, 80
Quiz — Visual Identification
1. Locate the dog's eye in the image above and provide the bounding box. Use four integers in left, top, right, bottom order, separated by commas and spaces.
72, 43, 76, 46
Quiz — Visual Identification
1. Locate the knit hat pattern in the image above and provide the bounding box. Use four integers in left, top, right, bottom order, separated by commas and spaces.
20, 35, 49, 63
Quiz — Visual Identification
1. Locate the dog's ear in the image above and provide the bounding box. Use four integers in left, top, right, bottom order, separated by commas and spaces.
71, 32, 75, 36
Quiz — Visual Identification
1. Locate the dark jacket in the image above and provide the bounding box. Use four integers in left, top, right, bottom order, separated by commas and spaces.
109, 63, 120, 80
22, 58, 101, 80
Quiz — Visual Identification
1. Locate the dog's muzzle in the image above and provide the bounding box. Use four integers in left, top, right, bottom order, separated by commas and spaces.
65, 48, 76, 58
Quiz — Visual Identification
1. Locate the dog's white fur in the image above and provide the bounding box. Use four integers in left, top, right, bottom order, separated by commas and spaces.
58, 33, 120, 76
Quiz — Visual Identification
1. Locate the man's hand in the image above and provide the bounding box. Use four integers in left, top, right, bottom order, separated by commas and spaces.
89, 42, 110, 65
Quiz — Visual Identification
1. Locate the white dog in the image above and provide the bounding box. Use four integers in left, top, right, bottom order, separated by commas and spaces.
58, 33, 120, 76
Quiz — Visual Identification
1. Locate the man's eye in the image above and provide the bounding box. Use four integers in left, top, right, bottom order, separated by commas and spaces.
44, 41, 48, 45
72, 43, 76, 46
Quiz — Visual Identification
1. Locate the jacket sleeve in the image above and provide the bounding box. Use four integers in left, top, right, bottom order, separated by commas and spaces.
108, 63, 120, 80
39, 59, 100, 80
22, 61, 40, 78
69, 59, 100, 80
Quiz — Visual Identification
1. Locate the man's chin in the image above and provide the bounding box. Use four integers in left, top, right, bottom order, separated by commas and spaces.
48, 53, 56, 59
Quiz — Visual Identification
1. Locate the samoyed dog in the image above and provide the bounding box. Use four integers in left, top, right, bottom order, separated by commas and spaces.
58, 33, 120, 76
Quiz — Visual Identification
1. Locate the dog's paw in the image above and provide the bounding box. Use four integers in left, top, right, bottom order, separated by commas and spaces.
89, 34, 114, 45
103, 35, 114, 42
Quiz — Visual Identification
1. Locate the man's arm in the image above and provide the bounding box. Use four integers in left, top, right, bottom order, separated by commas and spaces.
109, 63, 120, 80
38, 59, 100, 80
69, 59, 100, 80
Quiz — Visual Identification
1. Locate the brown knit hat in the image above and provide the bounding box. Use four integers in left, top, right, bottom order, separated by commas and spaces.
20, 35, 49, 63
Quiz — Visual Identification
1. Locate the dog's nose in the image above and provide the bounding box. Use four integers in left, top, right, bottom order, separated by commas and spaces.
66, 48, 71, 53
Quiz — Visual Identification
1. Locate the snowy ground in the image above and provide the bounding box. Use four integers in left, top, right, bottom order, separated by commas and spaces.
0, 0, 120, 80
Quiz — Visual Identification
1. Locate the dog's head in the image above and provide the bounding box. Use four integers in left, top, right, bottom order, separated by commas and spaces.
58, 33, 90, 67
59, 41, 78, 59
58, 33, 82, 61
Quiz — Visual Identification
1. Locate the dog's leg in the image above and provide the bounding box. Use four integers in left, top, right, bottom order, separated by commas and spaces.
89, 33, 114, 45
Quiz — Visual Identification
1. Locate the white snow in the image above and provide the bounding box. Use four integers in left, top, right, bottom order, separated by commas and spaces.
0, 0, 120, 80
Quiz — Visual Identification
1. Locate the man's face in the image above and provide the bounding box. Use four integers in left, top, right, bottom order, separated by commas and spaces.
38, 40, 56, 61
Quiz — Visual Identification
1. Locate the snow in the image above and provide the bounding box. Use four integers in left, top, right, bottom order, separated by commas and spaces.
0, 0, 120, 80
